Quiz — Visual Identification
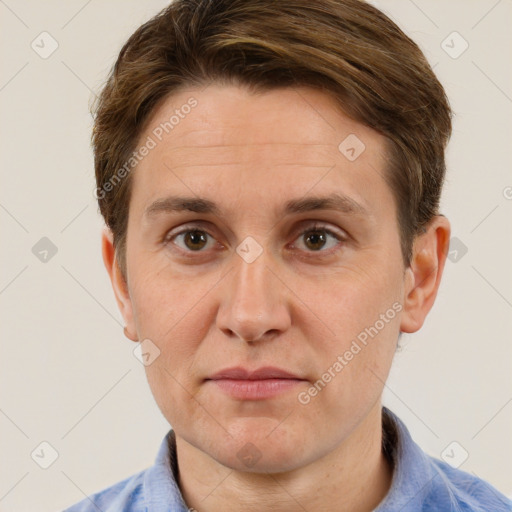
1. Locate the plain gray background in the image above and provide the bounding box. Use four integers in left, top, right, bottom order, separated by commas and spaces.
1, 1, 511, 510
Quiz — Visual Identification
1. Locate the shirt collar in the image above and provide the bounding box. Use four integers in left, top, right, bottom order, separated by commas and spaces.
143, 407, 439, 511
143, 429, 189, 511
375, 406, 439, 511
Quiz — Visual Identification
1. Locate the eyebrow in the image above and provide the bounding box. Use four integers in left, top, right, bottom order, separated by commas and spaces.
144, 193, 370, 219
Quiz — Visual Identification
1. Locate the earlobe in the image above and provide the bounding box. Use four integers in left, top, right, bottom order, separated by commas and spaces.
400, 216, 451, 333
101, 227, 138, 342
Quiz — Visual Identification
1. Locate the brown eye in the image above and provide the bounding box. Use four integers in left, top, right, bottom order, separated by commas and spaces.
304, 230, 329, 251
169, 229, 215, 252
293, 225, 345, 254
183, 230, 209, 251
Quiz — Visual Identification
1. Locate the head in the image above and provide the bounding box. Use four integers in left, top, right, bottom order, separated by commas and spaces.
97, 0, 452, 472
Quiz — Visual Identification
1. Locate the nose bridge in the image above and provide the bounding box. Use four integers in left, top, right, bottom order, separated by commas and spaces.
217, 244, 290, 342
234, 250, 272, 310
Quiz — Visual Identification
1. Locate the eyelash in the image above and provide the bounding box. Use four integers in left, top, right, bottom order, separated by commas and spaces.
163, 222, 347, 258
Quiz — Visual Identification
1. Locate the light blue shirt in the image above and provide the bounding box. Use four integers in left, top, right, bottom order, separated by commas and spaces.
64, 407, 512, 511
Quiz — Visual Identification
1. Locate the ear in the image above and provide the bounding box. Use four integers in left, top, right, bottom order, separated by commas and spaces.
101, 226, 138, 342
400, 215, 451, 333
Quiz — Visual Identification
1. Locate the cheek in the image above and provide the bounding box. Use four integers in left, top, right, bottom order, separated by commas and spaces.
307, 261, 403, 398
318, 260, 403, 340
129, 255, 219, 341
129, 262, 223, 406
144, 362, 201, 435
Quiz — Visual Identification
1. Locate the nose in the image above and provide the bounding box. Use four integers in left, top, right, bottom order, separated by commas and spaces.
216, 248, 291, 343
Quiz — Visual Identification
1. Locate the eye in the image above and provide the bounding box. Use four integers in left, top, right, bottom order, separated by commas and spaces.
166, 228, 218, 252
292, 224, 346, 253
164, 222, 347, 256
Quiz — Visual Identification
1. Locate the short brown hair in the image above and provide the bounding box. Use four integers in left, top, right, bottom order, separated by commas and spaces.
91, 0, 452, 279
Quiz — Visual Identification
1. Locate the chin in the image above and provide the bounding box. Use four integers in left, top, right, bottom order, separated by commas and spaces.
217, 444, 310, 474
207, 417, 314, 474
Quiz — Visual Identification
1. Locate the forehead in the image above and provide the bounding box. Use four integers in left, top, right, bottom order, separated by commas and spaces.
140, 83, 384, 149
131, 84, 392, 217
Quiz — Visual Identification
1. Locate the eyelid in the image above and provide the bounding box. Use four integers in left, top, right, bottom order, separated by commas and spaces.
164, 221, 215, 241
292, 221, 347, 241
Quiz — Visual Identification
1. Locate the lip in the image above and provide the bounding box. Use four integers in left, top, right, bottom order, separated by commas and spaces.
206, 366, 306, 400
208, 366, 302, 381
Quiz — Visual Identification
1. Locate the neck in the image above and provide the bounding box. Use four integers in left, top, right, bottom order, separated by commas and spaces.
175, 403, 393, 512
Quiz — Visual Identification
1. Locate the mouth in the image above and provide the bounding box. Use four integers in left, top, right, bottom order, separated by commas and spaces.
205, 366, 306, 400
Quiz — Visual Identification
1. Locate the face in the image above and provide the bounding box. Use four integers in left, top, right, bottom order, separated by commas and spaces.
115, 84, 412, 472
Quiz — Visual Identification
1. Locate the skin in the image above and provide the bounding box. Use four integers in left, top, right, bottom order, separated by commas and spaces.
102, 83, 450, 512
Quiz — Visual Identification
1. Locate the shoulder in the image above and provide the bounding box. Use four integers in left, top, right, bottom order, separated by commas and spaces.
63, 469, 147, 512
423, 456, 512, 512
378, 408, 512, 512
62, 429, 186, 511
